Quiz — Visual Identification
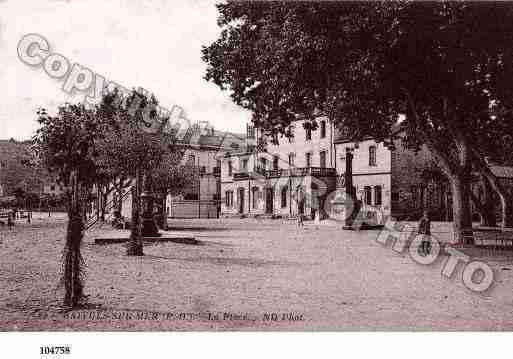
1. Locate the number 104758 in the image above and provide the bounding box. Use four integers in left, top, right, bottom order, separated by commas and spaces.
40, 346, 70, 355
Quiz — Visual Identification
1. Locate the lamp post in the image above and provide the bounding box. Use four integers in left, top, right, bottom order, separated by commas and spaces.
140, 176, 159, 237
343, 147, 356, 229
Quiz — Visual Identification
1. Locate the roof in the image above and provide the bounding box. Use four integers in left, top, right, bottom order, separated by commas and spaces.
180, 128, 246, 152
490, 165, 513, 179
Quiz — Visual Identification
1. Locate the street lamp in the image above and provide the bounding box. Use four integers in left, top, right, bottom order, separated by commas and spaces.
140, 187, 159, 237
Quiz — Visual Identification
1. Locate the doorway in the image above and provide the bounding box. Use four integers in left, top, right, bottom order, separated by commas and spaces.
238, 188, 245, 214
265, 187, 274, 214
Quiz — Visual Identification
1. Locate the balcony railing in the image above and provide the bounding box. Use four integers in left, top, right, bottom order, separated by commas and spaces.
233, 172, 250, 180
232, 167, 337, 180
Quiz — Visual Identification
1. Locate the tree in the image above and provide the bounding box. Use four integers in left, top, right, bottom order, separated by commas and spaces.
95, 89, 180, 255
203, 1, 513, 241
34, 104, 102, 308
149, 149, 196, 229
0, 141, 45, 196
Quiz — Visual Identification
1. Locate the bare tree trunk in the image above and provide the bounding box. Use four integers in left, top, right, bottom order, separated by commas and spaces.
100, 185, 109, 222
62, 170, 85, 308
471, 176, 497, 227
473, 153, 513, 230
127, 168, 143, 256
116, 186, 123, 214
505, 192, 513, 228
451, 173, 473, 244
481, 179, 498, 227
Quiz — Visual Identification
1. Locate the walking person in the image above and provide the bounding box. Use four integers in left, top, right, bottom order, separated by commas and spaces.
296, 213, 304, 227
7, 211, 14, 230
418, 210, 431, 255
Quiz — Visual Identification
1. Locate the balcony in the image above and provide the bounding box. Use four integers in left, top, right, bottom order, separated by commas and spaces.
232, 167, 337, 180
233, 172, 250, 180
267, 167, 337, 178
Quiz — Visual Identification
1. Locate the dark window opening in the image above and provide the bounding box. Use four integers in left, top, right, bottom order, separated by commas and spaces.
320, 151, 327, 168
369, 146, 377, 166
374, 186, 382, 205
364, 186, 372, 205
306, 153, 312, 167
281, 187, 288, 208
320, 120, 326, 138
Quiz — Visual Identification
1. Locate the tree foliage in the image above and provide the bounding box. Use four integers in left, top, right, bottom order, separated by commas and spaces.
203, 1, 513, 236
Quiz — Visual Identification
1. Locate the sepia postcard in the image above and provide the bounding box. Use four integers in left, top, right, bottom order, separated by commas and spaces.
1, 0, 513, 357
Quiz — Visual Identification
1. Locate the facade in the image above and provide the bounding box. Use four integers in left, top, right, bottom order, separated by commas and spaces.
42, 180, 65, 196
165, 123, 246, 218
221, 117, 338, 218
334, 135, 452, 221
220, 119, 457, 221
99, 122, 247, 222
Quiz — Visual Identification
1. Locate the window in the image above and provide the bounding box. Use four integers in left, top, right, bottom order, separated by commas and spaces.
259, 157, 267, 170
228, 161, 233, 176
369, 146, 377, 166
364, 186, 372, 205
306, 127, 312, 141
288, 153, 295, 167
320, 151, 327, 168
225, 191, 234, 207
320, 120, 326, 138
271, 132, 279, 145
252, 187, 259, 209
374, 186, 382, 206
247, 124, 255, 139
242, 159, 248, 171
189, 154, 196, 165
50, 185, 55, 191
306, 153, 312, 167
411, 185, 417, 208
281, 187, 288, 208
392, 192, 399, 201
273, 155, 279, 170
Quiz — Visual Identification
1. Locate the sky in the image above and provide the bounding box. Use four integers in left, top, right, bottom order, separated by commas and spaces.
0, 0, 251, 140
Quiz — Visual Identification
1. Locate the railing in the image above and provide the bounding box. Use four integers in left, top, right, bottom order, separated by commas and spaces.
233, 172, 250, 180
232, 167, 337, 180
268, 167, 337, 178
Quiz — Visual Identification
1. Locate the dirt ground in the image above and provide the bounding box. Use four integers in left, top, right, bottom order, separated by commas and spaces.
1, 213, 513, 331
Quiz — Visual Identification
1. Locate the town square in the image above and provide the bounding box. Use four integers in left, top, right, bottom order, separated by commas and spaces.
1, 3, 513, 355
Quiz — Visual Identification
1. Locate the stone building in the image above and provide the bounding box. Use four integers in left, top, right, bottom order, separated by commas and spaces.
221, 117, 338, 218
220, 119, 457, 221
101, 122, 247, 222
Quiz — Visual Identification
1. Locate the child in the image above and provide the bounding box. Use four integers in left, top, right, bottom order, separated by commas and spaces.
418, 210, 431, 255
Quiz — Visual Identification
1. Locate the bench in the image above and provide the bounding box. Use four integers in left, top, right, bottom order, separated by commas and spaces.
474, 231, 513, 250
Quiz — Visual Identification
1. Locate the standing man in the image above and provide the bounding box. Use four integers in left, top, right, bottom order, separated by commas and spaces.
418, 210, 431, 255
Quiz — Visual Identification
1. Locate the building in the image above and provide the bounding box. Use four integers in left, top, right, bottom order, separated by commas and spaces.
221, 117, 338, 218
42, 179, 65, 196
164, 123, 246, 218
220, 119, 456, 221
98, 122, 247, 222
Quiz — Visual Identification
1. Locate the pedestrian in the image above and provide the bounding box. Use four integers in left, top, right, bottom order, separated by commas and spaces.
7, 212, 14, 230
418, 210, 431, 255
297, 212, 304, 227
